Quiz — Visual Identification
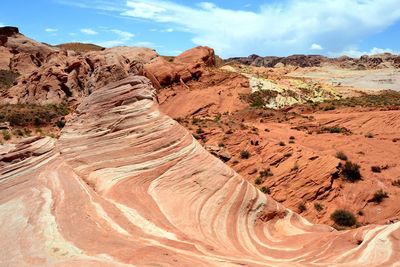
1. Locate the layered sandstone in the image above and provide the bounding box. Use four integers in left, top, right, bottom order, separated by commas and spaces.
1, 74, 399, 266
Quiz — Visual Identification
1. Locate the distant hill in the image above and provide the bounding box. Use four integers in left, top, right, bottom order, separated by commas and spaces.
56, 42, 105, 53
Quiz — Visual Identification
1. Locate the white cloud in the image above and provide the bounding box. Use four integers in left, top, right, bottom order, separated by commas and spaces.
340, 47, 399, 58
45, 28, 58, 32
310, 43, 323, 50
97, 29, 135, 48
80, 28, 98, 35
110, 29, 135, 40
0, 22, 5, 27
121, 0, 400, 57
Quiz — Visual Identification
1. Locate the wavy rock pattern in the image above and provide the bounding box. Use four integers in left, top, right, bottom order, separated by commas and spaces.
1, 75, 400, 266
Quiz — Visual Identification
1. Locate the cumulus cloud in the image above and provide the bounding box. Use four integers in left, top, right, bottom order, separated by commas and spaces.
310, 43, 323, 50
120, 0, 400, 57
80, 28, 98, 35
97, 29, 135, 47
340, 47, 399, 58
45, 28, 58, 32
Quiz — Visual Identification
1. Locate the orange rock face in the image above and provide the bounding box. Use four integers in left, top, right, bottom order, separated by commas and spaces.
144, 46, 215, 88
0, 29, 158, 106
1, 74, 400, 266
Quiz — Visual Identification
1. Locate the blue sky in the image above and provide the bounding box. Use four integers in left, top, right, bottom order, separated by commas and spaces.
1, 0, 400, 58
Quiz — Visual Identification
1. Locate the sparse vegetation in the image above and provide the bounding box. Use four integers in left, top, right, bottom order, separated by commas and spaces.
240, 150, 251, 159
291, 162, 299, 172
284, 152, 292, 158
365, 132, 374, 138
392, 179, 400, 187
323, 90, 400, 108
56, 119, 66, 129
342, 161, 361, 182
335, 151, 348, 161
289, 136, 295, 140
314, 202, 323, 212
370, 189, 388, 204
330, 209, 356, 227
196, 128, 204, 134
255, 177, 263, 185
371, 166, 381, 173
260, 186, 270, 194
298, 203, 307, 213
259, 168, 273, 177
0, 103, 69, 127
278, 141, 286, 146
1, 129, 11, 140
0, 70, 20, 91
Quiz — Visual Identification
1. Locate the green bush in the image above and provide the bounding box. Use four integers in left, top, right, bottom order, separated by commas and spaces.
330, 209, 356, 227
342, 161, 362, 182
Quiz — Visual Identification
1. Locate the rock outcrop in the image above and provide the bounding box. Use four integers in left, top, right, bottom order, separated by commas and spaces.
0, 26, 158, 106
1, 73, 400, 266
227, 53, 400, 69
144, 46, 215, 88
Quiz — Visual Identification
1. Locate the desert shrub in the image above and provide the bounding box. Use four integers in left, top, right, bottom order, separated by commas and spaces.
260, 186, 270, 194
225, 129, 233, 134
298, 203, 307, 213
288, 140, 295, 144
1, 129, 11, 140
278, 141, 286, 146
289, 136, 295, 140
240, 150, 251, 159
357, 210, 364, 216
370, 189, 388, 203
392, 179, 400, 187
218, 142, 225, 147
192, 134, 201, 140
56, 119, 66, 129
330, 209, 356, 227
342, 161, 361, 182
255, 177, 263, 185
365, 132, 374, 138
314, 202, 324, 212
214, 113, 221, 122
196, 128, 204, 134
335, 151, 348, 161
329, 127, 343, 133
323, 105, 336, 111
291, 162, 299, 172
284, 152, 292, 158
371, 166, 381, 173
259, 168, 273, 177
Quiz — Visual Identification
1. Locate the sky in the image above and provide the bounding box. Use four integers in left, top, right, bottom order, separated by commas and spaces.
1, 0, 400, 58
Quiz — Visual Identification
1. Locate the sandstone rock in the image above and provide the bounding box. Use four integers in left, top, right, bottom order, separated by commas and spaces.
144, 46, 215, 88
1, 74, 399, 266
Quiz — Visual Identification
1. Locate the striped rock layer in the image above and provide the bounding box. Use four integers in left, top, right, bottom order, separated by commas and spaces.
1, 75, 399, 266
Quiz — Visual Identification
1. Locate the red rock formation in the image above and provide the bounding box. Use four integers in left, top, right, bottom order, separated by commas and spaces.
144, 46, 215, 88
1, 74, 399, 266
0, 27, 158, 105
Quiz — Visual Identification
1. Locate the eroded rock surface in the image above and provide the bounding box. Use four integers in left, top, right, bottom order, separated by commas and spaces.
1, 74, 399, 266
